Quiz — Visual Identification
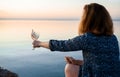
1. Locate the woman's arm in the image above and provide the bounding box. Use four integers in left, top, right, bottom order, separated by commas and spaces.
32, 34, 86, 51
49, 35, 85, 51
32, 40, 49, 49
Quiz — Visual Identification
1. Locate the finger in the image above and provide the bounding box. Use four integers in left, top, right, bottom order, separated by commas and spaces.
32, 42, 34, 45
66, 58, 72, 64
64, 57, 72, 64
66, 56, 73, 62
33, 46, 36, 48
32, 40, 36, 45
69, 58, 73, 63
32, 40, 38, 45
33, 45, 40, 48
64, 57, 69, 62
68, 57, 75, 64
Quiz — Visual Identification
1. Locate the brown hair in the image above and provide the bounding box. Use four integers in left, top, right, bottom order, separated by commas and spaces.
78, 3, 113, 36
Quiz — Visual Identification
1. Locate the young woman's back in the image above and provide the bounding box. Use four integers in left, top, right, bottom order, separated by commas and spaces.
79, 32, 120, 77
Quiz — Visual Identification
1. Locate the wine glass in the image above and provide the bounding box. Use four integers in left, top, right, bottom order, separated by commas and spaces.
31, 29, 39, 50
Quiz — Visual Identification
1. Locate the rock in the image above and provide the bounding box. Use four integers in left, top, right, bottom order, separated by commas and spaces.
0, 67, 18, 77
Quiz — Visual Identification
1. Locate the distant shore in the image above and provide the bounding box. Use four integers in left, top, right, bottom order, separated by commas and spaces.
0, 18, 120, 21
0, 18, 80, 21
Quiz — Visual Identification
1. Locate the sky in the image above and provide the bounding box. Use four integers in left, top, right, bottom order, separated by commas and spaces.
0, 0, 120, 19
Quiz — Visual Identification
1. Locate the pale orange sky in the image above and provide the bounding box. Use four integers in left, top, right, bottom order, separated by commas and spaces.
0, 9, 80, 18
0, 0, 120, 19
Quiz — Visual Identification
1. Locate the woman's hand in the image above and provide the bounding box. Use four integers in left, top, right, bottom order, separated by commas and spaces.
65, 56, 83, 65
65, 56, 73, 64
32, 40, 41, 48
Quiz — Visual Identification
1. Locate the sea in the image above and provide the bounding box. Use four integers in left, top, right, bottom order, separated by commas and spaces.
0, 20, 120, 77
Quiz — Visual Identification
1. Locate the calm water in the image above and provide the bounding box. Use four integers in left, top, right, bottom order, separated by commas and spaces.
0, 20, 120, 77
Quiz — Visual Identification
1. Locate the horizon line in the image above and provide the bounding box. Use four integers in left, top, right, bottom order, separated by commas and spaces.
0, 18, 120, 21
0, 18, 80, 21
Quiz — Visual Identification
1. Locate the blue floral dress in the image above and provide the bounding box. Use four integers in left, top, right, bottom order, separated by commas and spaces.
49, 32, 120, 77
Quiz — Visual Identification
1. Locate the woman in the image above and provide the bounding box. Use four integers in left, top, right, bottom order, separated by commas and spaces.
32, 3, 120, 77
